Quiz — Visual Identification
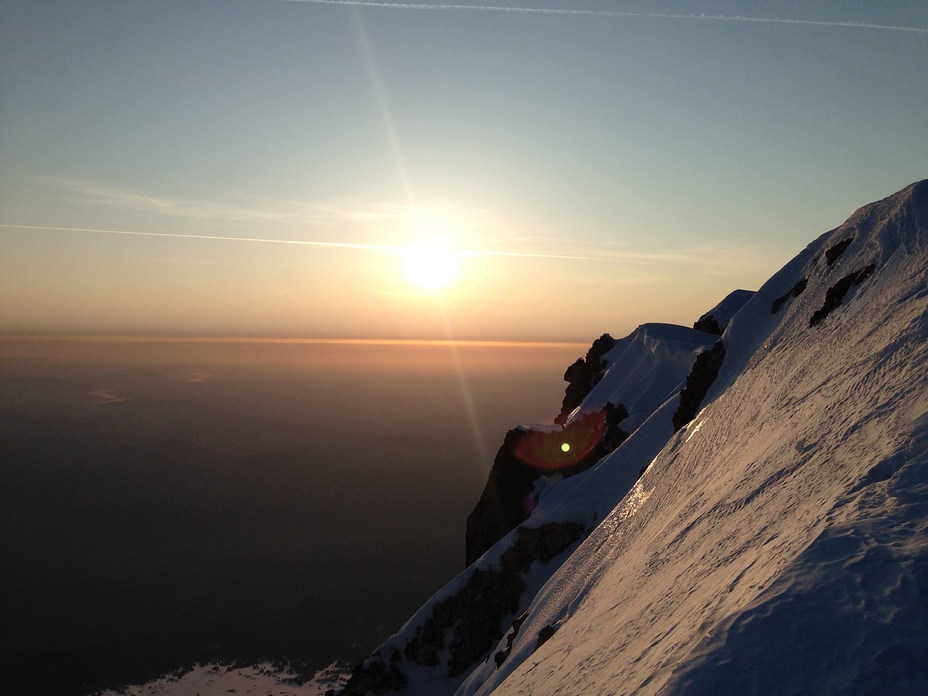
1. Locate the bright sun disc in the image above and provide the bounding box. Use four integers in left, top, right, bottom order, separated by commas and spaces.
403, 243, 459, 291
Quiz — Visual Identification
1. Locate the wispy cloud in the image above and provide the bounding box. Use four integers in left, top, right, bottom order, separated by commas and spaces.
282, 1, 928, 34
89, 390, 126, 404
0, 222, 786, 278
21, 178, 654, 261
3, 178, 791, 270
41, 176, 552, 251
47, 177, 434, 227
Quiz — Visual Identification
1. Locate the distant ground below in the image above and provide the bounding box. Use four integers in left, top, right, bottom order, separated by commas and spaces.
0, 338, 583, 695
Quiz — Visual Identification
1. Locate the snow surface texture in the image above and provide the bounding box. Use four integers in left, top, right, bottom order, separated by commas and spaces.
339, 324, 719, 695
566, 323, 717, 432
459, 182, 928, 696
340, 180, 928, 695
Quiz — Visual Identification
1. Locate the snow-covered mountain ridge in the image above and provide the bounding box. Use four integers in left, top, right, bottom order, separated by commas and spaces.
340, 180, 928, 695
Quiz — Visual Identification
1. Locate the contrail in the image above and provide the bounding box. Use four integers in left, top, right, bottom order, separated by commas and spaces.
282, 0, 928, 34
0, 223, 602, 261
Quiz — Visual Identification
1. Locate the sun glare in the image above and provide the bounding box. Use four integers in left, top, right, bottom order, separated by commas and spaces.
403, 243, 459, 291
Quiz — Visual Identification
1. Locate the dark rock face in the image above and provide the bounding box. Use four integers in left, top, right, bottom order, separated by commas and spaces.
555, 334, 616, 424
825, 237, 854, 265
809, 264, 876, 326
534, 625, 555, 651
466, 405, 628, 567
672, 341, 726, 432
494, 611, 528, 668
340, 648, 407, 696
771, 278, 809, 313
448, 522, 587, 677
341, 523, 587, 692
693, 314, 723, 335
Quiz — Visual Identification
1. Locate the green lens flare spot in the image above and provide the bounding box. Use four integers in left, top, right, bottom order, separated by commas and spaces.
561, 442, 571, 453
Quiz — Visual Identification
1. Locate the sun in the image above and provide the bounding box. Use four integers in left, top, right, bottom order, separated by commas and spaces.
402, 242, 459, 291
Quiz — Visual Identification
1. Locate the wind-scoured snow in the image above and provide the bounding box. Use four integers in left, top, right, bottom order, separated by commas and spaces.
566, 323, 716, 432
457, 180, 928, 695
338, 304, 724, 695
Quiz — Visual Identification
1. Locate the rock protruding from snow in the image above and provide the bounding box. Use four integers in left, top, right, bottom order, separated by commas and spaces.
465, 407, 627, 567
693, 289, 755, 335
771, 277, 808, 313
339, 522, 587, 696
808, 263, 876, 326
554, 334, 615, 424
671, 340, 726, 432
567, 323, 717, 433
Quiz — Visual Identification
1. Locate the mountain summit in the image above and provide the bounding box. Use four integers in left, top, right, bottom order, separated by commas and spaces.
340, 180, 928, 695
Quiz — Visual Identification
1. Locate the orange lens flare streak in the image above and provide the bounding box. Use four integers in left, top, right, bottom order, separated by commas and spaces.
511, 411, 607, 472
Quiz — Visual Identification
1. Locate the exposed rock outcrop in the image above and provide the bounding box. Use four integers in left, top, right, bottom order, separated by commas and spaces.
465, 405, 627, 567
340, 522, 586, 693
672, 340, 726, 432
555, 334, 616, 424
693, 289, 755, 336
771, 278, 809, 313
809, 264, 876, 326
340, 648, 406, 696
692, 314, 723, 335
824, 237, 854, 265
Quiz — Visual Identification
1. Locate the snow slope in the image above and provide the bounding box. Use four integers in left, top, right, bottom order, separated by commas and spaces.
340, 317, 719, 695
459, 180, 928, 695
567, 322, 717, 432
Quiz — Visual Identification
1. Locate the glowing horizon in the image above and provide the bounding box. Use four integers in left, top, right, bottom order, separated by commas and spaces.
0, 333, 590, 349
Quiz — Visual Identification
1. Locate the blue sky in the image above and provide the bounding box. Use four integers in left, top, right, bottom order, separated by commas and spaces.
1, 0, 926, 340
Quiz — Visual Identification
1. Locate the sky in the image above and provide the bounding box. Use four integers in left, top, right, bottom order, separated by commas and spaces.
1, 0, 926, 342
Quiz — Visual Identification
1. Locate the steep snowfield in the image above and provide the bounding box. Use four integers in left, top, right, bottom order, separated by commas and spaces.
459, 181, 928, 695
568, 323, 717, 432
339, 322, 718, 695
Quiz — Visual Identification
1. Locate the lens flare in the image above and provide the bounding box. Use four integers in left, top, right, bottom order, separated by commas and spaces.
512, 411, 607, 473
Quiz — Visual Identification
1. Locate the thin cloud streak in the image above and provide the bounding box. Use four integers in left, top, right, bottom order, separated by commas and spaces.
44, 177, 558, 246
284, 0, 928, 34
0, 223, 607, 261
48, 177, 430, 226
0, 223, 784, 272
16, 178, 709, 263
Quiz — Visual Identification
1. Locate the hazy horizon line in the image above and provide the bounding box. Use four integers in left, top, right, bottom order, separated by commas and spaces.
0, 332, 590, 349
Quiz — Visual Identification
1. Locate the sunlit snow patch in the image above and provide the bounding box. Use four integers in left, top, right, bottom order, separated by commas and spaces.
685, 417, 706, 443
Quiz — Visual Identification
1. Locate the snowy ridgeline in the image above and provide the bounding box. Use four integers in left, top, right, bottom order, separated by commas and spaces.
339, 180, 928, 695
